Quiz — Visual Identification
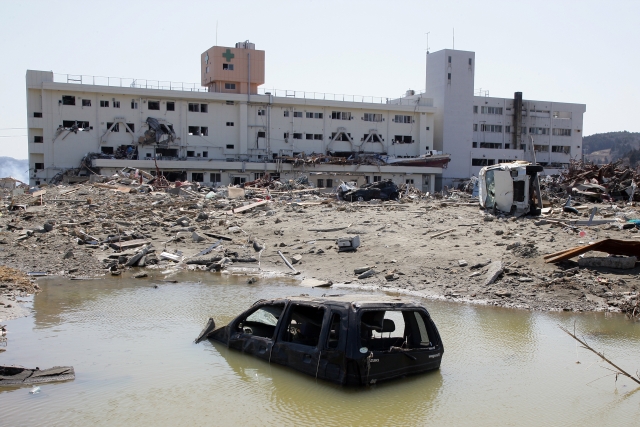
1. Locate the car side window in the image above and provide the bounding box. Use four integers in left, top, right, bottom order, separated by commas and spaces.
282, 304, 325, 348
238, 303, 284, 339
326, 313, 341, 349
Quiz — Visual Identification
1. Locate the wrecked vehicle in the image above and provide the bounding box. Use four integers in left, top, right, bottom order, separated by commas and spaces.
339, 180, 400, 202
195, 294, 443, 385
479, 161, 543, 217
0, 365, 75, 386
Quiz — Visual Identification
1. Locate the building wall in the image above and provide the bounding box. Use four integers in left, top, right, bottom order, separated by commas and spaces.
26, 70, 436, 188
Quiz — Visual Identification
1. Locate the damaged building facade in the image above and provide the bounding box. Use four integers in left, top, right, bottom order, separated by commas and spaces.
25, 42, 585, 191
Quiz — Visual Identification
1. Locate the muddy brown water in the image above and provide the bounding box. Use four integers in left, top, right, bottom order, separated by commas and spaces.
1, 273, 639, 426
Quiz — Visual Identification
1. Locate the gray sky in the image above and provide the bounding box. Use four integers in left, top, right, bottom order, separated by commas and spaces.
1, 0, 638, 159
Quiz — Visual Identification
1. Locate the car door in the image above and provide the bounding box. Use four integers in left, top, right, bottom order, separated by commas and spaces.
227, 302, 286, 362
317, 310, 348, 384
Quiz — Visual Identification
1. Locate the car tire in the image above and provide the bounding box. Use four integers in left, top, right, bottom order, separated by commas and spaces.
357, 196, 364, 202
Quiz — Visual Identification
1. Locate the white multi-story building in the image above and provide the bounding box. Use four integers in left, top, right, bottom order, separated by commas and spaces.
25, 43, 585, 192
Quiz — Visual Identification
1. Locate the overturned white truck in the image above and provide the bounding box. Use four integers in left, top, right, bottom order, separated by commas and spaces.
478, 161, 543, 217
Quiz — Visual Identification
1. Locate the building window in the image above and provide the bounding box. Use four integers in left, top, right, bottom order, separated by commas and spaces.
82, 99, 92, 107
113, 101, 120, 108
552, 128, 572, 136
226, 122, 234, 126
505, 144, 511, 149
284, 132, 289, 139
233, 177, 246, 185
223, 63, 234, 70
34, 162, 44, 170
505, 126, 511, 133
225, 83, 236, 90
529, 127, 549, 135
469, 58, 472, 66
373, 176, 382, 182
131, 101, 138, 109
100, 100, 110, 107
473, 124, 478, 131
304, 112, 323, 119
314, 134, 323, 140
473, 106, 478, 113
364, 113, 383, 122
471, 158, 495, 166
188, 126, 201, 135
101, 146, 114, 155
406, 179, 414, 184
167, 102, 175, 111
206, 66, 209, 73
326, 179, 333, 188
552, 145, 571, 154
188, 103, 200, 112
293, 133, 302, 139
62, 96, 75, 106
479, 142, 502, 149
254, 173, 265, 180
126, 123, 135, 133
33, 112, 42, 118
480, 124, 503, 133
553, 111, 572, 119
192, 172, 204, 182
202, 151, 208, 158
201, 104, 208, 113
226, 144, 234, 149
472, 141, 477, 148
62, 120, 90, 130
33, 136, 43, 143
480, 106, 503, 115
393, 135, 413, 144
257, 131, 266, 138
293, 112, 303, 118
226, 101, 235, 105
394, 115, 412, 123
283, 110, 290, 117
448, 73, 451, 81
448, 56, 451, 63
331, 132, 352, 142
148, 101, 160, 110
106, 122, 120, 132
306, 134, 314, 140
534, 145, 550, 152
187, 150, 195, 157
210, 173, 221, 183
331, 111, 352, 120
258, 109, 266, 116
498, 159, 512, 163
317, 179, 324, 188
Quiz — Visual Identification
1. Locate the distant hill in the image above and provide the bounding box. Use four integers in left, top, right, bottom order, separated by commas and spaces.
582, 131, 640, 163
0, 157, 29, 183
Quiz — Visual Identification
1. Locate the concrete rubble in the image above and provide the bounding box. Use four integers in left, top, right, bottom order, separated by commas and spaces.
2, 163, 640, 319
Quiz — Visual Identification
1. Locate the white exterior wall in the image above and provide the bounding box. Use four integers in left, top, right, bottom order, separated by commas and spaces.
26, 70, 437, 190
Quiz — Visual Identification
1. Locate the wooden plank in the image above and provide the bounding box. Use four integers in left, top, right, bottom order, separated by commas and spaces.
109, 239, 149, 251
431, 228, 456, 238
225, 200, 269, 215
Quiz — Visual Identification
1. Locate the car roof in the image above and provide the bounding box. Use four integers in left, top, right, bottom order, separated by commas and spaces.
259, 294, 426, 309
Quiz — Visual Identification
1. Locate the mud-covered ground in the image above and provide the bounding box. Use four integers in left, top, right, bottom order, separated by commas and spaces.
1, 184, 639, 317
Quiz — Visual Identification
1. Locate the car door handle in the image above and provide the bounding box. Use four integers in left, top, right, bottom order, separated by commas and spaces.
303, 354, 313, 363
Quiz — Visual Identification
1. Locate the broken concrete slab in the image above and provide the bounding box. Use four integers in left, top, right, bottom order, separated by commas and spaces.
300, 278, 332, 288
357, 269, 376, 279
192, 231, 205, 243
354, 266, 372, 275
578, 256, 637, 270
484, 261, 504, 286
291, 254, 302, 264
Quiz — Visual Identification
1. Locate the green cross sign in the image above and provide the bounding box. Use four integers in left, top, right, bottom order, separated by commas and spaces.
222, 49, 235, 62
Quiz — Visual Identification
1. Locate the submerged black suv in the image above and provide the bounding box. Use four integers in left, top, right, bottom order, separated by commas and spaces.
196, 294, 443, 385
341, 180, 400, 202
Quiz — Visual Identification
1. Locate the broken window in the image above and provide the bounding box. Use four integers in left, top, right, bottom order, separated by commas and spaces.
258, 109, 266, 116
529, 127, 549, 135
480, 124, 503, 133
34, 162, 44, 171
226, 101, 235, 105
534, 145, 549, 152
364, 133, 382, 142
233, 176, 246, 185
83, 99, 92, 107
317, 179, 324, 187
282, 304, 325, 348
188, 126, 201, 135
210, 173, 221, 183
326, 313, 341, 349
148, 101, 160, 110
331, 132, 351, 142
223, 63, 234, 70
364, 113, 382, 122
33, 136, 43, 143
406, 179, 414, 184
34, 112, 42, 118
314, 134, 323, 140
553, 111, 572, 119
62, 96, 75, 106
331, 111, 352, 120
394, 115, 412, 123
101, 146, 114, 155
471, 158, 495, 166
393, 135, 413, 144
62, 120, 90, 130
374, 176, 381, 182
479, 142, 502, 149
551, 145, 571, 154
306, 134, 314, 140
257, 131, 266, 138
293, 133, 302, 139
283, 110, 290, 117
552, 128, 572, 136
480, 107, 503, 115
106, 122, 120, 132
126, 123, 135, 133
201, 104, 208, 113
226, 144, 234, 149
201, 126, 208, 136
131, 100, 138, 109
284, 132, 289, 139
238, 303, 284, 339
226, 122, 234, 126
187, 150, 195, 157
167, 102, 175, 111
113, 101, 120, 108
254, 172, 265, 180
202, 151, 208, 158
192, 172, 204, 182
225, 83, 236, 90
100, 100, 109, 107
188, 103, 200, 112
326, 179, 333, 188
293, 112, 302, 118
